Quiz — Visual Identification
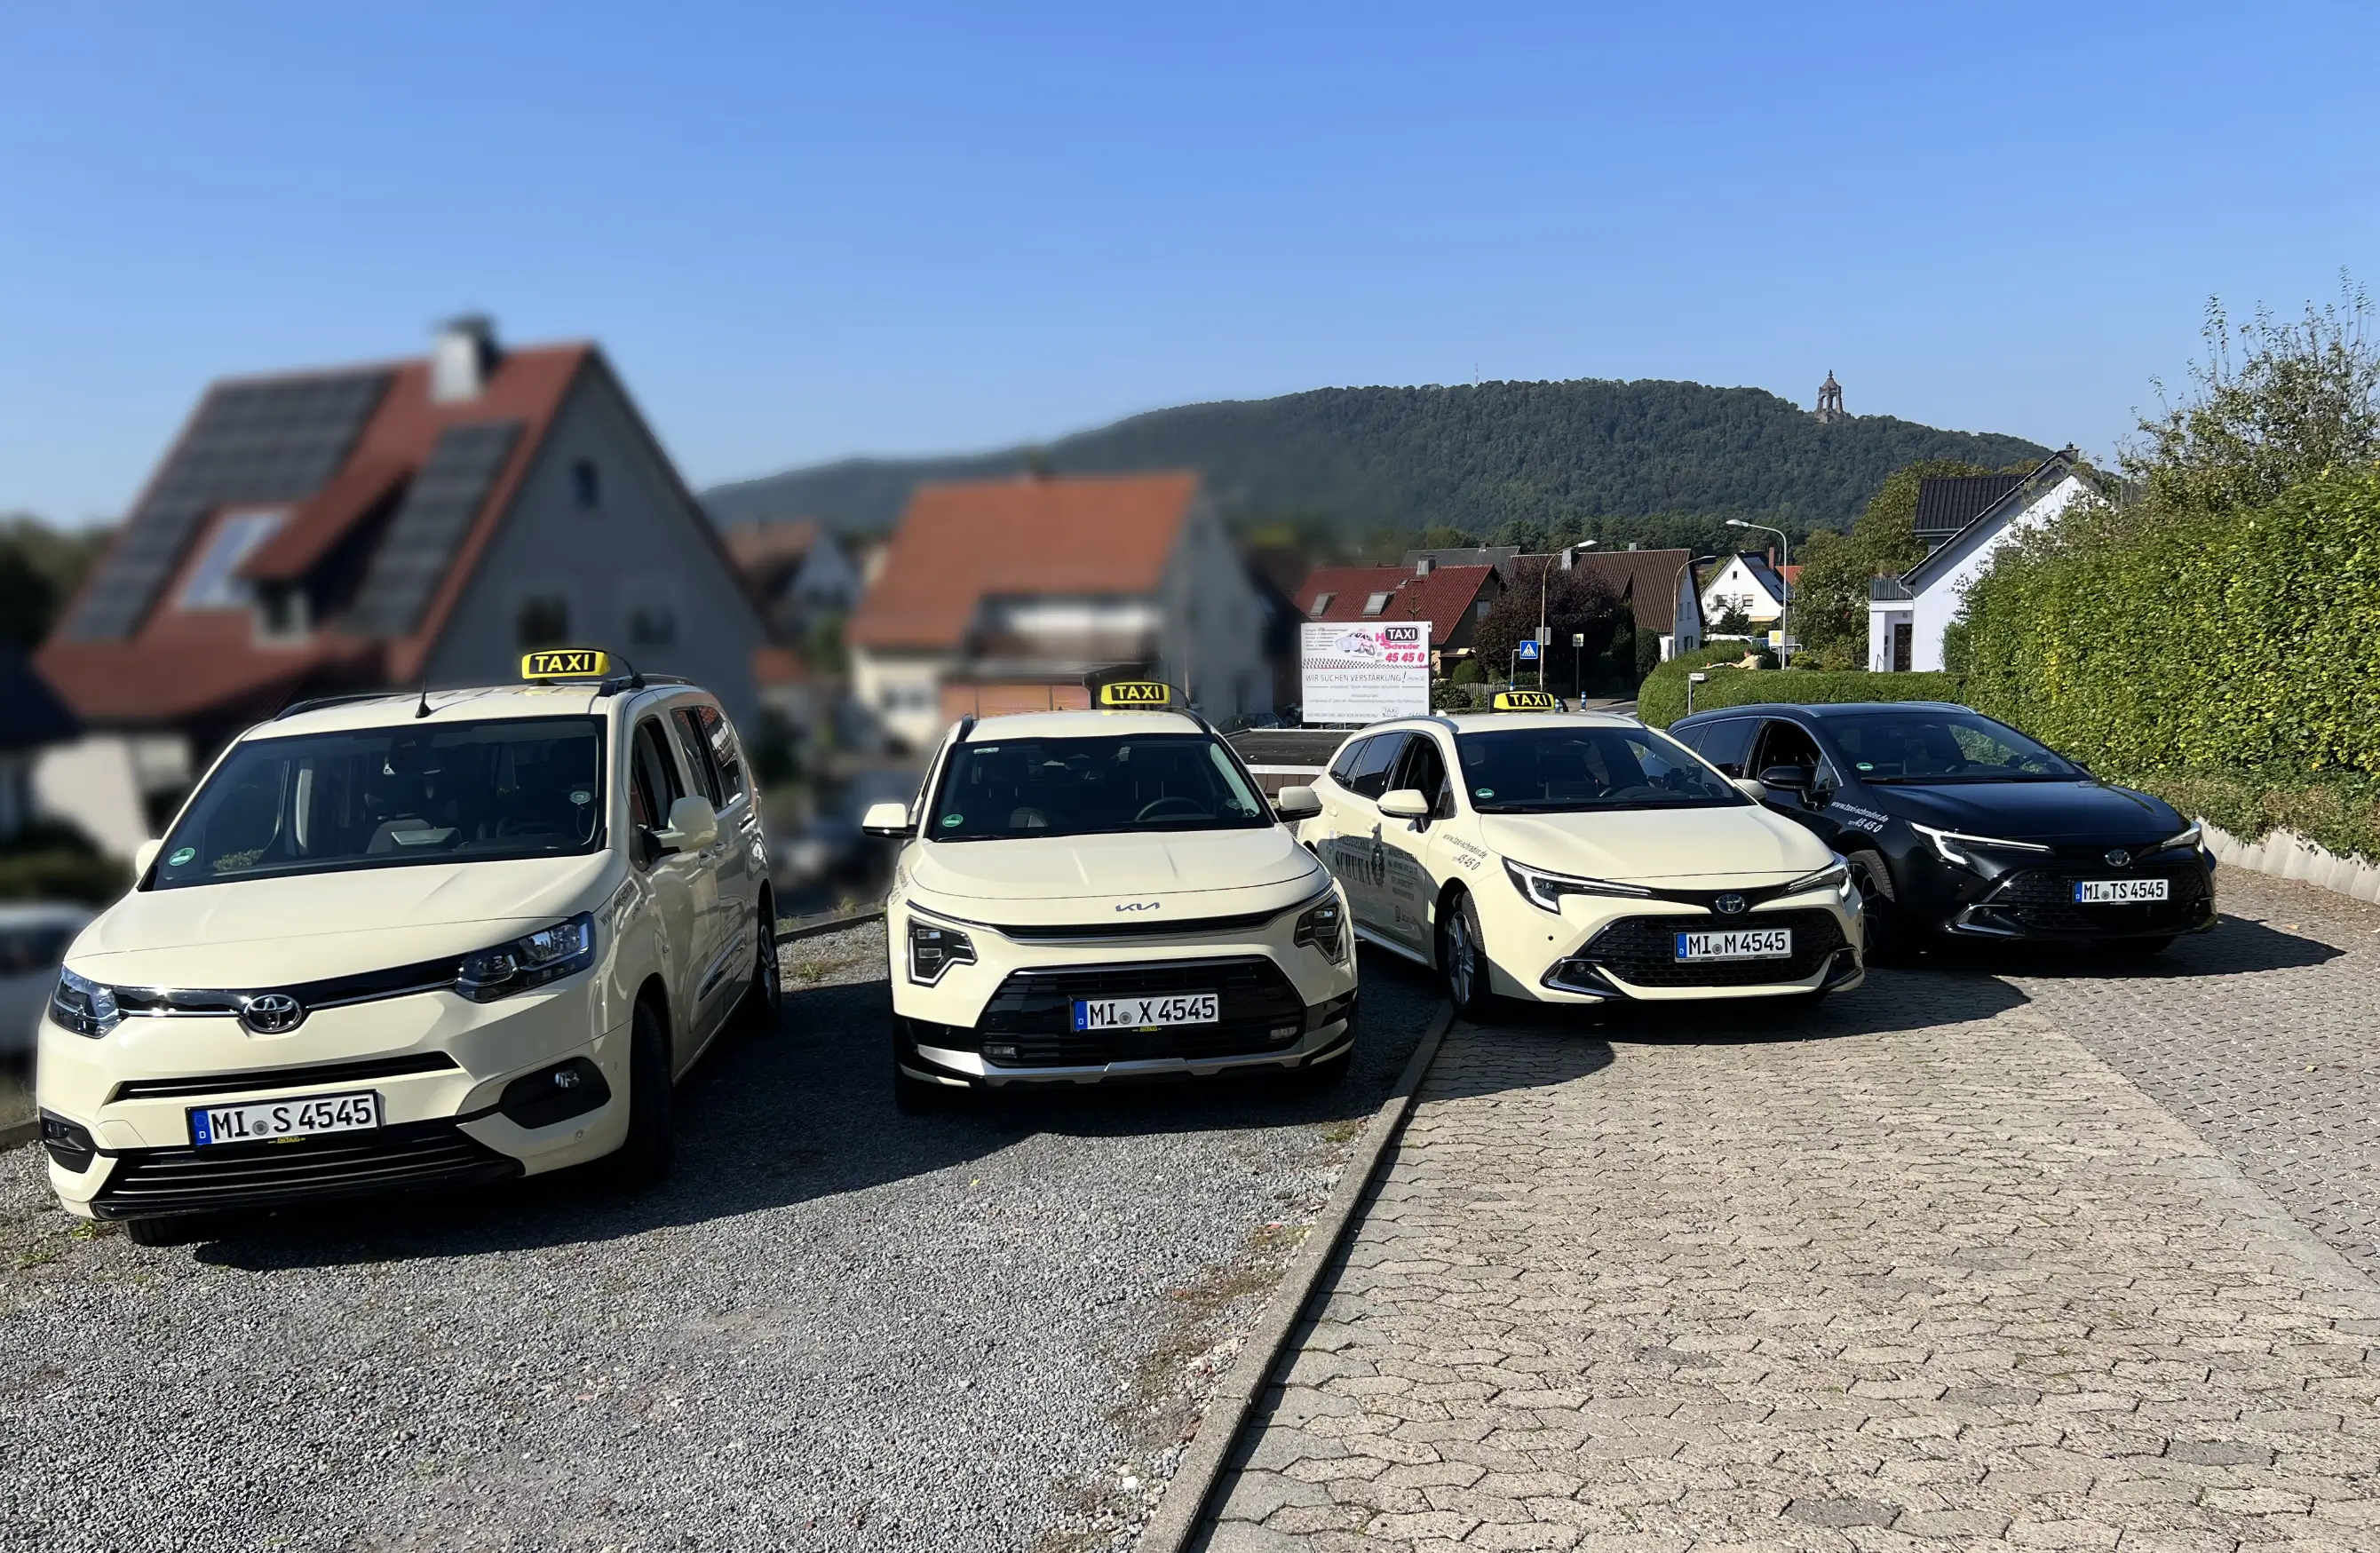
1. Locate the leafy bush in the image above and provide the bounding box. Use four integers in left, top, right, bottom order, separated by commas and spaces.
1638, 661, 1965, 728
2122, 767, 2380, 865
1448, 657, 1483, 685
0, 820, 129, 906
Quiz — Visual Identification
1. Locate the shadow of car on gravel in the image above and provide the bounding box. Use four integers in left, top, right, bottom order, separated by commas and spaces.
194, 949, 1448, 1271
1924, 912, 2339, 979
1459, 963, 2033, 1053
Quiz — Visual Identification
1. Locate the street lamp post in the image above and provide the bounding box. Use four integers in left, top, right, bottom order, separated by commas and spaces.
1724, 520, 1790, 665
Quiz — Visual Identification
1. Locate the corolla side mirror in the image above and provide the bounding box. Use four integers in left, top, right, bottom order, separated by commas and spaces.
861, 801, 916, 838
653, 794, 719, 853
1273, 785, 1321, 820
1730, 778, 1767, 802
1378, 788, 1432, 820
132, 839, 162, 878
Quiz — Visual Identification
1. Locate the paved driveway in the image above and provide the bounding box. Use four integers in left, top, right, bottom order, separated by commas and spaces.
1204, 875, 2380, 1550
0, 928, 1440, 1553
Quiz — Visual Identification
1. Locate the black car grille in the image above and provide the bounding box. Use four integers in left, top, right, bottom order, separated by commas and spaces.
91, 1120, 520, 1219
1582, 909, 1847, 988
1980, 864, 2209, 935
964, 956, 1305, 1067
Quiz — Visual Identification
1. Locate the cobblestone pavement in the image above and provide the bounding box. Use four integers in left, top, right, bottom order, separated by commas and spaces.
1202, 889, 2380, 1551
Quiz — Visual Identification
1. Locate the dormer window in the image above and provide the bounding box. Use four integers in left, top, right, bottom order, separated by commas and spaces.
1361, 591, 1392, 616
178, 508, 287, 610
1307, 592, 1335, 617
571, 459, 600, 510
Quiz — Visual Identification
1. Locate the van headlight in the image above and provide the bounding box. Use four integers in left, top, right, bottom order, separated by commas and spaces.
51, 967, 122, 1038
456, 914, 597, 1002
908, 915, 976, 985
1294, 894, 1348, 963
1503, 858, 1652, 914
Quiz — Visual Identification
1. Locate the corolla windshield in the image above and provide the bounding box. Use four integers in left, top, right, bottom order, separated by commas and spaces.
1456, 725, 1747, 813
928, 733, 1271, 841
149, 717, 606, 890
1823, 709, 2081, 783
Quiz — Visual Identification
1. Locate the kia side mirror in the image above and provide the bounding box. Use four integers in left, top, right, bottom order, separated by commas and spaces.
1273, 785, 1321, 820
1378, 788, 1431, 820
861, 801, 916, 839
653, 794, 719, 853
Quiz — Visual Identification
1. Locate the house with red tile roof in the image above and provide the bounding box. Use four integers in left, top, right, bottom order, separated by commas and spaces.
845, 471, 1271, 750
1293, 560, 1503, 669
35, 318, 766, 853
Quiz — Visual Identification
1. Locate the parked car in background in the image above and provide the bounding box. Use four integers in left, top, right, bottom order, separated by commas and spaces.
1668, 701, 2217, 959
2, 903, 95, 1069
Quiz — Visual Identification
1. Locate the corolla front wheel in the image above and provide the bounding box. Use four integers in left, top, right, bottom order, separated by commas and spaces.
1441, 891, 1497, 1019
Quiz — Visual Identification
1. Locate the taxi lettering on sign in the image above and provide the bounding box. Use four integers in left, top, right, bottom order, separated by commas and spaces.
520, 648, 612, 680
1097, 681, 1173, 709
1492, 689, 1561, 711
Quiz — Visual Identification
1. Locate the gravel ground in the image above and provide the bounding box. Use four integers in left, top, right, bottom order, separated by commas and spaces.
0, 925, 1443, 1552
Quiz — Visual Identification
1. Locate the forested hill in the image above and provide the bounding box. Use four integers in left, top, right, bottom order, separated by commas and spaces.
702, 378, 2049, 538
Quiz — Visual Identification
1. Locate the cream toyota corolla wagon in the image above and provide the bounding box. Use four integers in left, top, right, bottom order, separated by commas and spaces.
867, 683, 1358, 1108
37, 651, 779, 1245
1300, 694, 1864, 1015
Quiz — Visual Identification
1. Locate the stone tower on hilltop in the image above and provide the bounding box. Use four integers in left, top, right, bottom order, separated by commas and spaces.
1813, 370, 1847, 424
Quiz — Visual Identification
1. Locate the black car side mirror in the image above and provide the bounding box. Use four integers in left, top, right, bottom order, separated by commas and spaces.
1757, 765, 1813, 793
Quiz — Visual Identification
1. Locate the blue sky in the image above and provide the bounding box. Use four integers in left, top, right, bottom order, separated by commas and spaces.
4, 2, 2375, 525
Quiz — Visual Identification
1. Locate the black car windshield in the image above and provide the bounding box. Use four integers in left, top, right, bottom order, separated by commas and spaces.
1823, 709, 2082, 783
928, 733, 1270, 841
1456, 725, 1746, 813
150, 717, 606, 890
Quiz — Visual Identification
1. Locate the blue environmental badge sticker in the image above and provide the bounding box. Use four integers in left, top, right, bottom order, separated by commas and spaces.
570, 789, 591, 804
941, 814, 963, 828
169, 846, 195, 866
1474, 788, 1494, 798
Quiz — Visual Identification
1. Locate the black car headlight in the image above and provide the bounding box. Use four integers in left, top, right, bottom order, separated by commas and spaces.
1908, 821, 2053, 871
1294, 893, 1348, 963
2155, 821, 2204, 853
456, 913, 597, 1002
1503, 858, 1652, 914
51, 967, 122, 1039
907, 915, 976, 986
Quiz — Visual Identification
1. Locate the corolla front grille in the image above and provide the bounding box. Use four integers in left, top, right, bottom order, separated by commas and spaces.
1980, 864, 2209, 934
1582, 909, 1846, 988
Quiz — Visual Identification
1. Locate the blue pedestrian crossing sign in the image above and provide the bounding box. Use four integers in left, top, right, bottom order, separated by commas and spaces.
1515, 639, 1542, 662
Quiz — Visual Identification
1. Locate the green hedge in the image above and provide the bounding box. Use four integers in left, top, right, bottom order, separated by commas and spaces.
0, 847, 128, 906
2119, 768, 2380, 866
1638, 659, 1965, 728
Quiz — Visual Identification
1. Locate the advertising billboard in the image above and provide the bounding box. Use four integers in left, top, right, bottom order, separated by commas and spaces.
1300, 621, 1430, 724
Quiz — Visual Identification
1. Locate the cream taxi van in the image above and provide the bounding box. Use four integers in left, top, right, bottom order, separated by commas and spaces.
37, 651, 778, 1244
1300, 693, 1864, 1014
866, 683, 1358, 1107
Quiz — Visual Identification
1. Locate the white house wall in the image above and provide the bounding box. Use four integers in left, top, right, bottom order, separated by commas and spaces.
1904, 473, 2085, 671
424, 368, 767, 733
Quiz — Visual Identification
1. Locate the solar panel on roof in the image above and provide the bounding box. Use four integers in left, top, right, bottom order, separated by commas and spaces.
63, 370, 393, 640
343, 420, 524, 638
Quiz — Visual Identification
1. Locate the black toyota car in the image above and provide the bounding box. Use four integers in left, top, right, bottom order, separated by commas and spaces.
1668, 701, 2216, 959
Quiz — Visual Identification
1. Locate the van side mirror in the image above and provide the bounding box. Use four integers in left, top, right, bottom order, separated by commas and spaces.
861, 801, 916, 838
1378, 788, 1431, 820
1273, 785, 1321, 820
653, 794, 718, 853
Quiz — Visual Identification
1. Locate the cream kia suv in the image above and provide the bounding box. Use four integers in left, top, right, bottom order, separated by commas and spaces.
37, 652, 778, 1245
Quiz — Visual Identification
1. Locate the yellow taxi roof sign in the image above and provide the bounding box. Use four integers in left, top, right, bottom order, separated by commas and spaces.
1097, 681, 1173, 709
521, 648, 613, 681
1492, 689, 1562, 712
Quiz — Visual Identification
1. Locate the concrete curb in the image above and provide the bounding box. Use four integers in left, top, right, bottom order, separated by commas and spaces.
1136, 1000, 1456, 1553
773, 905, 885, 944
2202, 818, 2380, 906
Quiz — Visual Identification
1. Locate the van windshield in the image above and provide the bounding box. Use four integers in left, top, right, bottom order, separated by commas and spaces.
927, 733, 1271, 842
149, 717, 606, 890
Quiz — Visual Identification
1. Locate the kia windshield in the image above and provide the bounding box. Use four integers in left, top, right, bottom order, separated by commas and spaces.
149, 717, 606, 890
1823, 709, 2081, 783
1456, 725, 1746, 812
928, 733, 1271, 841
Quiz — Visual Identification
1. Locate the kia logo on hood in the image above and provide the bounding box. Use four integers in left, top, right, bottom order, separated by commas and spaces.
239, 993, 306, 1034
1116, 901, 1160, 912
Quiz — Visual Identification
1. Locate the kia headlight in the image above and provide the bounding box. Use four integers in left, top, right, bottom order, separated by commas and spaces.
1503, 858, 1653, 915
1293, 893, 1348, 963
908, 915, 975, 986
51, 967, 122, 1038
1908, 821, 2052, 871
456, 913, 597, 1002
1784, 860, 1850, 895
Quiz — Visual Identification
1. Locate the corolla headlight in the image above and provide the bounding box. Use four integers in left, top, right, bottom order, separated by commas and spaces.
908, 915, 976, 985
1294, 893, 1349, 963
1503, 858, 1653, 914
1908, 821, 2053, 870
2156, 821, 2204, 852
1785, 860, 1850, 894
51, 967, 122, 1038
456, 913, 597, 1002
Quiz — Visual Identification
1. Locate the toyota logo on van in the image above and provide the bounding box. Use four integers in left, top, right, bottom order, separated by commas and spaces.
240, 993, 306, 1034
